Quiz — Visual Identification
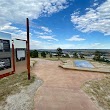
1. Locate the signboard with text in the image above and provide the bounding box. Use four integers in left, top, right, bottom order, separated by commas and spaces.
0, 32, 12, 73
0, 39, 10, 52
16, 48, 26, 62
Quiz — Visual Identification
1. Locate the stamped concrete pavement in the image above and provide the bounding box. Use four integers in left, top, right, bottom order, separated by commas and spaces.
32, 59, 104, 110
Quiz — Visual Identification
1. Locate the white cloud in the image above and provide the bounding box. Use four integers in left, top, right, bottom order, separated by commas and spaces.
12, 31, 27, 40
66, 35, 85, 41
0, 0, 68, 24
91, 43, 100, 46
30, 39, 42, 46
38, 35, 58, 41
0, 21, 32, 40
93, 3, 98, 7
93, 0, 99, 7
0, 0, 68, 46
30, 42, 76, 49
34, 31, 45, 35
71, 0, 110, 35
45, 44, 76, 49
1, 28, 32, 40
30, 41, 109, 49
90, 42, 105, 48
40, 26, 52, 33
30, 39, 43, 49
0, 23, 18, 31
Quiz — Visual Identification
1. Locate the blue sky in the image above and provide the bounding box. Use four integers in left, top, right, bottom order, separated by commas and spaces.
0, 32, 11, 40
0, 0, 110, 49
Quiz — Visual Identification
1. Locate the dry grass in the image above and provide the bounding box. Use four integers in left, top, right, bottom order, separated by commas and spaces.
82, 75, 110, 110
45, 57, 59, 61
45, 57, 73, 61
30, 60, 37, 68
0, 72, 35, 106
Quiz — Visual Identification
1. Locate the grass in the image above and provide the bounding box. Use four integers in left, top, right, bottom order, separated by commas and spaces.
0, 72, 35, 106
82, 75, 110, 110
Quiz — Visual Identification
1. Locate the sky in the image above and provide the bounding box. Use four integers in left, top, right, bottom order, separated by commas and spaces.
0, 0, 110, 49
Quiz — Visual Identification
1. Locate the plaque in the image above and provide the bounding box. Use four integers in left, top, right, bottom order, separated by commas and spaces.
16, 48, 26, 61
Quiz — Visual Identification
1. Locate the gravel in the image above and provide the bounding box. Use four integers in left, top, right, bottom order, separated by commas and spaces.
1, 79, 43, 110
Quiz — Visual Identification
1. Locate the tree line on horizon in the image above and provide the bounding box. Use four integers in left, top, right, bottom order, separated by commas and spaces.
30, 48, 110, 63
30, 48, 63, 59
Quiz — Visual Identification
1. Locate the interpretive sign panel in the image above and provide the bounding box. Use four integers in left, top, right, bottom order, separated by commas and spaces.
0, 32, 12, 74
0, 39, 10, 52
14, 39, 27, 74
16, 48, 26, 62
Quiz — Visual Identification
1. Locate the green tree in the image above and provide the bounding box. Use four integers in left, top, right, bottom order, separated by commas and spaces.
30, 50, 38, 58
73, 52, 78, 58
41, 51, 46, 58
80, 54, 85, 59
57, 47, 62, 60
93, 51, 101, 61
65, 54, 69, 58
49, 53, 52, 58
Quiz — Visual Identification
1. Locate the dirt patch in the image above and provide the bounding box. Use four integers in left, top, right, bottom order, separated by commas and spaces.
82, 75, 110, 110
0, 72, 43, 110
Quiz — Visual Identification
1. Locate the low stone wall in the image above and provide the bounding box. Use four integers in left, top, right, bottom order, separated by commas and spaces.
59, 60, 110, 74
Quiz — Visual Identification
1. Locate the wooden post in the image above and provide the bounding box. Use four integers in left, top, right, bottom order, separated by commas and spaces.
26, 18, 30, 80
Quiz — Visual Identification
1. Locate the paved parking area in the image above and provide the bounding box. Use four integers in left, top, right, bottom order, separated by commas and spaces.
32, 59, 105, 110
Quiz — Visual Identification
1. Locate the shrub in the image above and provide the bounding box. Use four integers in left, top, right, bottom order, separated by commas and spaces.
41, 51, 46, 58
30, 50, 38, 58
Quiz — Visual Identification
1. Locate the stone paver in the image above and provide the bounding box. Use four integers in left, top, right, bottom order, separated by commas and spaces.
32, 59, 105, 110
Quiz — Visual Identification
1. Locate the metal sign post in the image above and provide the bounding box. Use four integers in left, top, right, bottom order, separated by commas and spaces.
26, 18, 30, 80
12, 40, 15, 73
